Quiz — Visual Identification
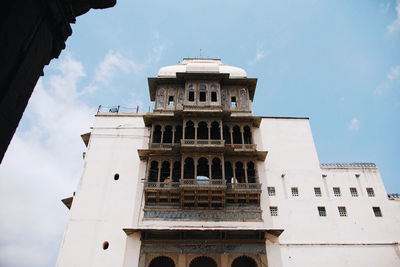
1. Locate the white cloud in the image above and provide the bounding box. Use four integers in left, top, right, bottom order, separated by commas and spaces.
387, 65, 400, 80
94, 50, 142, 85
249, 51, 266, 65
0, 54, 94, 267
375, 65, 400, 95
348, 117, 360, 132
387, 0, 400, 34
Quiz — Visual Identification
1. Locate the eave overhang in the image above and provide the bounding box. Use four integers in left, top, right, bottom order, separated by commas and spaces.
123, 228, 284, 238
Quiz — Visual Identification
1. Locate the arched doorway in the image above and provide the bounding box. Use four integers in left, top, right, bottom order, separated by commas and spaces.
189, 256, 217, 267
231, 256, 257, 267
148, 256, 175, 267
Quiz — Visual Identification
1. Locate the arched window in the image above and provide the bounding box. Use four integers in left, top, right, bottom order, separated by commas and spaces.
243, 126, 252, 144
210, 121, 220, 140
231, 256, 257, 267
160, 161, 170, 182
149, 256, 175, 267
223, 125, 231, 144
199, 84, 207, 90
197, 121, 208, 139
148, 161, 158, 182
185, 121, 195, 139
163, 125, 173, 143
153, 125, 162, 143
197, 157, 209, 178
211, 158, 222, 179
174, 125, 182, 144
247, 161, 256, 183
189, 256, 217, 267
172, 161, 181, 182
184, 158, 194, 179
224, 161, 233, 184
235, 162, 245, 183
233, 125, 242, 144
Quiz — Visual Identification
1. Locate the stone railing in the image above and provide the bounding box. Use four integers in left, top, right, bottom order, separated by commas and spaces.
320, 163, 376, 168
144, 182, 180, 189
149, 143, 175, 149
228, 144, 257, 150
180, 179, 226, 187
227, 183, 262, 190
181, 139, 225, 146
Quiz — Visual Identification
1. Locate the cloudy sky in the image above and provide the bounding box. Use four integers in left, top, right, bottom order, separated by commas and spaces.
0, 0, 400, 266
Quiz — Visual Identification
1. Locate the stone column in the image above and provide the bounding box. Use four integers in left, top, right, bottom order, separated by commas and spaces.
240, 125, 244, 145
160, 125, 164, 144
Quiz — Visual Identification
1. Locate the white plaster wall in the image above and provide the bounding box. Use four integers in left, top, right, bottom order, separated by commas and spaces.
57, 114, 148, 267
57, 115, 400, 267
258, 118, 400, 266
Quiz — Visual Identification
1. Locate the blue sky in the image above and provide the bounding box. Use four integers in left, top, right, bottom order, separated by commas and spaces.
0, 1, 399, 266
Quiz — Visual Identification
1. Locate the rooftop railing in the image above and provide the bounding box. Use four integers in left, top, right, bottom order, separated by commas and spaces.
388, 193, 400, 199
320, 163, 376, 168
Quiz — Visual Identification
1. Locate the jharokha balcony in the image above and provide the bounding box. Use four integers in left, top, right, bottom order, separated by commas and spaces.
144, 177, 261, 209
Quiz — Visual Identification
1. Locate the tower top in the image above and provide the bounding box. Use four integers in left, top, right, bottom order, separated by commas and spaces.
157, 58, 247, 79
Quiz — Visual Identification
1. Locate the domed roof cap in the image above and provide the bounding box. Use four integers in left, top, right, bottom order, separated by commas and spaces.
157, 58, 247, 78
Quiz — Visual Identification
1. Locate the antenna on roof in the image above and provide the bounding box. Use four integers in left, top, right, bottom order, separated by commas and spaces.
200, 49, 202, 58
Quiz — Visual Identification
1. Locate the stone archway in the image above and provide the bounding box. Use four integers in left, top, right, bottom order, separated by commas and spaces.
189, 256, 218, 267
231, 256, 257, 267
148, 256, 175, 267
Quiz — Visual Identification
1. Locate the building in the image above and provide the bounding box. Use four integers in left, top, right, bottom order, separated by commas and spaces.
57, 59, 400, 267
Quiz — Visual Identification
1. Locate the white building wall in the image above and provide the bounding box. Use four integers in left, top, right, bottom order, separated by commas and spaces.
57, 114, 400, 267
57, 114, 148, 267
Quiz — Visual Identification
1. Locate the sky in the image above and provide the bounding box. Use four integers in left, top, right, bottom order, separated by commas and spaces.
0, 0, 399, 266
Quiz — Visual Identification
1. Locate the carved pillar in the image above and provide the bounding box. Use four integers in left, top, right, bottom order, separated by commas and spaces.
160, 125, 164, 144
172, 125, 175, 144
194, 157, 198, 180
181, 156, 185, 180
194, 126, 198, 141
150, 124, 154, 143
157, 160, 161, 183
182, 120, 186, 141
208, 155, 212, 179
244, 162, 248, 184
221, 156, 225, 181
233, 160, 236, 184
220, 121, 223, 141
208, 123, 211, 142
240, 126, 244, 145
169, 159, 173, 180
229, 125, 233, 145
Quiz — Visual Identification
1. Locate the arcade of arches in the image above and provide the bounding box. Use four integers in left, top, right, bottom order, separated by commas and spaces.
147, 157, 258, 184
147, 255, 261, 267
151, 121, 253, 145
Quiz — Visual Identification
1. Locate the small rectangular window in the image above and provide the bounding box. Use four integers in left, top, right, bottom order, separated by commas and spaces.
268, 187, 276, 196
168, 96, 174, 106
350, 187, 358, 197
188, 91, 194, 101
373, 207, 382, 217
231, 96, 237, 107
338, 206, 347, 217
199, 91, 206, 102
314, 187, 322, 197
367, 187, 375, 197
318, 206, 326, 217
333, 187, 341, 197
291, 187, 299, 197
211, 91, 217, 102
270, 206, 278, 216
